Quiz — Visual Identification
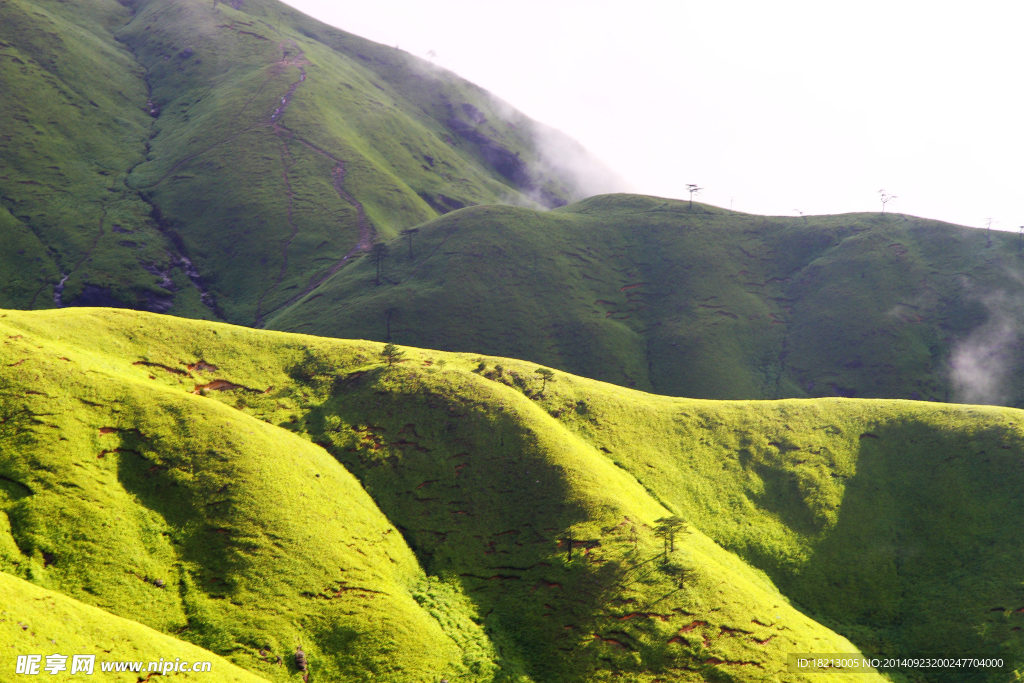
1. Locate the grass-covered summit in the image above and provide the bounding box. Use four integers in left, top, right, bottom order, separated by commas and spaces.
1, 307, 1022, 682
267, 194, 1024, 407
0, 0, 619, 323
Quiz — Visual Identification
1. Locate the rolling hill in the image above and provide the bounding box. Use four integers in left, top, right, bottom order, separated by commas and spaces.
265, 194, 1024, 408
0, 0, 621, 325
1, 307, 1022, 682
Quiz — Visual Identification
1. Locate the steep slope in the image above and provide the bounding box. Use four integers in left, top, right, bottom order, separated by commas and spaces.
267, 194, 1024, 407
1, 307, 897, 683
0, 0, 180, 314
3, 308, 1023, 682
0, 0, 619, 324
0, 572, 272, 682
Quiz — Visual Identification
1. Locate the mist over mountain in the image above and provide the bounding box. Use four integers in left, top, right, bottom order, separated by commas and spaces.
2, 0, 1024, 681
0, 0, 622, 325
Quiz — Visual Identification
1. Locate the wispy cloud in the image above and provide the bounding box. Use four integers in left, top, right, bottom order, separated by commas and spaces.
949, 285, 1024, 406
529, 120, 633, 200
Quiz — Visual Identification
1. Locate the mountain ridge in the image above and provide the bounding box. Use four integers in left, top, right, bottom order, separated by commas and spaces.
266, 193, 1024, 407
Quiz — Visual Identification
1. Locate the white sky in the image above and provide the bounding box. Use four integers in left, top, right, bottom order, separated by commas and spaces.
282, 0, 1023, 230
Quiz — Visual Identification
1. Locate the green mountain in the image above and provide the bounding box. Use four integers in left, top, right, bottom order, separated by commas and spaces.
4, 1, 1024, 676
0, 0, 619, 324
5, 0, 1023, 411
2, 308, 1022, 682
265, 195, 1024, 407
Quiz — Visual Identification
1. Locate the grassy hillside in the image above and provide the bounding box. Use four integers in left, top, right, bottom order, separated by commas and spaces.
0, 572, 272, 682
267, 194, 1024, 408
0, 0, 617, 325
2, 308, 1023, 681
0, 316, 486, 681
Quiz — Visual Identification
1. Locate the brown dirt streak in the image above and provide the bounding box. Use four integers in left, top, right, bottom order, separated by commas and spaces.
253, 135, 374, 324
251, 42, 310, 325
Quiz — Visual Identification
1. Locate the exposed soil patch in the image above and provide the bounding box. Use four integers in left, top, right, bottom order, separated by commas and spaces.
133, 360, 189, 376
193, 379, 266, 394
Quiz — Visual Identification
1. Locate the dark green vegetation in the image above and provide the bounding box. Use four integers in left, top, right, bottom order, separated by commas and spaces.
267, 195, 1024, 407
0, 0, 616, 324
2, 308, 1022, 682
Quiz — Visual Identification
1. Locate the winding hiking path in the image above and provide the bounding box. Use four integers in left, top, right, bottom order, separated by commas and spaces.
253, 41, 310, 326
253, 133, 374, 327
124, 33, 373, 326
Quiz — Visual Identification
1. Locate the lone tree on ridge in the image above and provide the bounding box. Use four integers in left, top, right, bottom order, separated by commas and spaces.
401, 227, 420, 260
380, 342, 405, 368
879, 190, 896, 213
372, 242, 388, 285
535, 367, 555, 395
686, 184, 702, 210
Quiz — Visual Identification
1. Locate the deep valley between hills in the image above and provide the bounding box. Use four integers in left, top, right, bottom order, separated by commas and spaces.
1, 0, 1024, 681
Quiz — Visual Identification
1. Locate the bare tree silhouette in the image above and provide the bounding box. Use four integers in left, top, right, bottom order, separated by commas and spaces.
686, 184, 702, 210
879, 190, 896, 213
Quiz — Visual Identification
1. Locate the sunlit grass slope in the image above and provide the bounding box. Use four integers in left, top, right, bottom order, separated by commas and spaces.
268, 194, 1024, 408
1, 0, 613, 324
0, 572, 272, 682
0, 308, 908, 683
0, 317, 485, 681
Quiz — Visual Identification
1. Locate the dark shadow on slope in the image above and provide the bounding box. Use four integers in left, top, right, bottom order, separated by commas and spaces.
779, 417, 1024, 683
303, 368, 708, 682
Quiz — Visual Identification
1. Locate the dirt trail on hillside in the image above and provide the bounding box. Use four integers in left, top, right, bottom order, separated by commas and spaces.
253, 121, 301, 325
254, 132, 374, 327
126, 33, 371, 326
252, 42, 311, 326
252, 41, 377, 326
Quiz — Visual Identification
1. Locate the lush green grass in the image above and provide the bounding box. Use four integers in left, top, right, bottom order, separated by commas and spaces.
4, 308, 1024, 681
267, 194, 1024, 408
0, 307, 905, 682
0, 312, 487, 681
0, 0, 609, 325
0, 571, 273, 682
0, 0, 174, 310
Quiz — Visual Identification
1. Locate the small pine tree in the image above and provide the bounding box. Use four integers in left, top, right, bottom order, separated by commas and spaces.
380, 342, 405, 368
653, 515, 688, 561
535, 367, 555, 395
401, 227, 420, 260
686, 184, 702, 209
